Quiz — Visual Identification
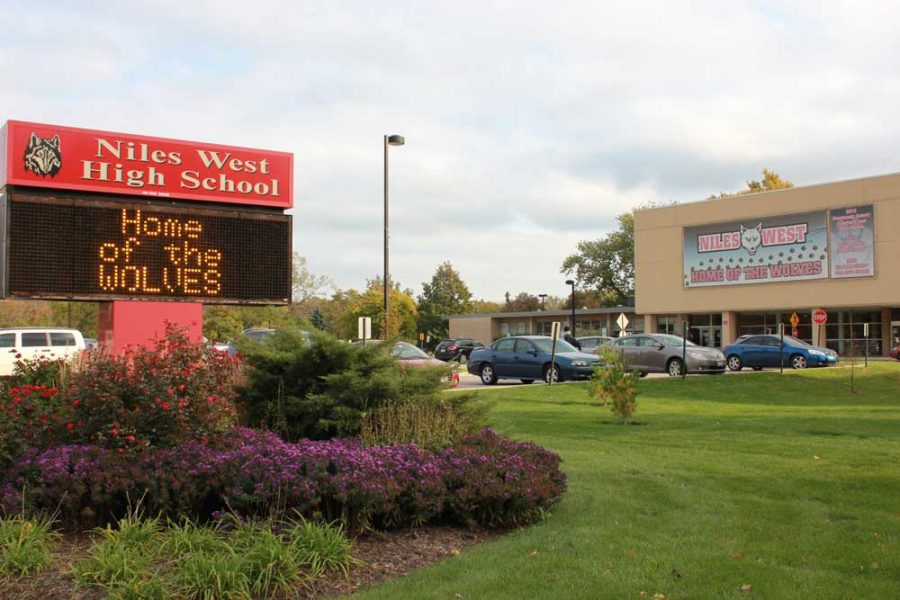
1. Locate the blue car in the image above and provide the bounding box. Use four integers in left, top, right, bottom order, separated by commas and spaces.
467, 335, 601, 384
723, 334, 839, 371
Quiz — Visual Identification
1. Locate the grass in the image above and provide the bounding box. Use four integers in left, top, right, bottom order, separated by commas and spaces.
357, 363, 900, 599
68, 514, 354, 599
0, 514, 60, 576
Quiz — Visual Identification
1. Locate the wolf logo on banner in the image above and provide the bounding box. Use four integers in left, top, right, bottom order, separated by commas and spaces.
23, 132, 62, 177
740, 223, 762, 255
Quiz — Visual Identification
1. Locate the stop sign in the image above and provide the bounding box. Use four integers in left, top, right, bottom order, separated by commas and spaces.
812, 309, 828, 325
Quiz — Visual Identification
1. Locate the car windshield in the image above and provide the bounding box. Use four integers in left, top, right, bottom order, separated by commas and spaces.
532, 338, 578, 353
391, 342, 430, 360
784, 336, 813, 347
652, 334, 696, 347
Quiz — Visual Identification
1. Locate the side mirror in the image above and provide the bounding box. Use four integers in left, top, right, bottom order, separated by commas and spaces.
528, 349, 538, 356
656, 344, 665, 350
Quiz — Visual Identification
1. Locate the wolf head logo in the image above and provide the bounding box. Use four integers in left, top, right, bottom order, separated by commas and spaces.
23, 133, 62, 178
740, 223, 762, 255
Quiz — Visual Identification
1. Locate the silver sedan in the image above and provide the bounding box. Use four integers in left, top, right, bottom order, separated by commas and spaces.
609, 333, 726, 377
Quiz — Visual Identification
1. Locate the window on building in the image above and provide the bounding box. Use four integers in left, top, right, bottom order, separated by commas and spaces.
824, 310, 882, 356
657, 316, 676, 335
500, 321, 528, 337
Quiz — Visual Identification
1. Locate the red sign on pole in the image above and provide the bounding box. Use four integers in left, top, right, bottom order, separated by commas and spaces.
812, 309, 828, 325
1, 120, 293, 209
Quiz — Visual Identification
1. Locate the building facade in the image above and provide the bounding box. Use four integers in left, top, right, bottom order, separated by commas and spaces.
448, 172, 899, 357
635, 172, 900, 356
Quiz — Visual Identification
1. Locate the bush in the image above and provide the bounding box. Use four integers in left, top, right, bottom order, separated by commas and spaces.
237, 331, 450, 441
0, 384, 67, 472
438, 429, 567, 528
62, 324, 239, 450
588, 346, 639, 423
2, 428, 565, 532
359, 394, 486, 451
0, 514, 60, 575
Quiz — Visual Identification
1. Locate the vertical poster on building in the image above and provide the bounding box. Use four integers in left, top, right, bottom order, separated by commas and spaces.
683, 211, 829, 287
829, 204, 874, 279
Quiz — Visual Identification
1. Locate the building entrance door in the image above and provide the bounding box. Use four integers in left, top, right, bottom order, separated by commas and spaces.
690, 326, 722, 349
892, 321, 900, 350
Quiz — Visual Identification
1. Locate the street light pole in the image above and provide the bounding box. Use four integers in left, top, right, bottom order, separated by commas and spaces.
383, 134, 405, 338
538, 293, 547, 311
565, 279, 576, 337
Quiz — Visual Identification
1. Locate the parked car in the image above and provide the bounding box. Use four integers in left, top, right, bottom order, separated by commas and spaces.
434, 338, 485, 362
577, 336, 614, 354
610, 333, 726, 377
0, 327, 87, 377
467, 335, 601, 385
358, 340, 459, 388
723, 334, 839, 370
212, 327, 311, 356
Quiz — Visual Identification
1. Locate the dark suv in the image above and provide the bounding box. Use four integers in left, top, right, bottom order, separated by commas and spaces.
434, 338, 484, 362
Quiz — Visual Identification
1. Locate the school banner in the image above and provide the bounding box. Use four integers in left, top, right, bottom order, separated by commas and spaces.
683, 211, 829, 287
829, 204, 875, 279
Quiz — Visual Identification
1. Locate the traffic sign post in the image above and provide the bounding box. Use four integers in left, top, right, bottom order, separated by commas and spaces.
812, 309, 828, 347
617, 313, 629, 336
358, 317, 372, 345
548, 322, 561, 386
779, 323, 785, 374
864, 322, 870, 367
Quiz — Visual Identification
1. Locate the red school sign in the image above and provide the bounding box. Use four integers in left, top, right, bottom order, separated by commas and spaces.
0, 120, 293, 209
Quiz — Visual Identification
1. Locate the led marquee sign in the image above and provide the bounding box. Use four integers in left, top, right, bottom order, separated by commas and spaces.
0, 191, 291, 304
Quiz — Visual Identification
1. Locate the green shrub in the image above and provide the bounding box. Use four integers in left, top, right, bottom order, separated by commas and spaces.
588, 346, 639, 423
283, 516, 357, 577
237, 331, 450, 440
0, 514, 60, 575
73, 513, 164, 590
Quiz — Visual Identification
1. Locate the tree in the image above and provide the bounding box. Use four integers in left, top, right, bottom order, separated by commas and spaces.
504, 292, 540, 312
291, 252, 334, 306
346, 277, 418, 340
417, 262, 472, 341
470, 299, 503, 313
710, 169, 794, 198
561, 212, 635, 306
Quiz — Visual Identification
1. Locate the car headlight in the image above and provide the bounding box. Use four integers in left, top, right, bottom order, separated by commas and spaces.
570, 360, 589, 367
808, 350, 824, 356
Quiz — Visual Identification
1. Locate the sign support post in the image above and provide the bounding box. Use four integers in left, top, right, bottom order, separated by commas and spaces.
779, 323, 785, 374
548, 321, 561, 385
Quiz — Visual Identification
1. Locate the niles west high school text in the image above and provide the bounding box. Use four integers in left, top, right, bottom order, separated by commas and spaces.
82, 138, 282, 198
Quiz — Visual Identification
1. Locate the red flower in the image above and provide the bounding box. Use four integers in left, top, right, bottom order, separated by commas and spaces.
178, 384, 186, 392
66, 422, 75, 430
126, 435, 136, 443
72, 399, 81, 407
161, 402, 171, 410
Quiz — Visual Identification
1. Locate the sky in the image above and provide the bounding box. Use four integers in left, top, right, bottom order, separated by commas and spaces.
3, 0, 900, 303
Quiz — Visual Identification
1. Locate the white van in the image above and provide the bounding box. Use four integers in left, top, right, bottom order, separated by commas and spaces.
0, 328, 87, 377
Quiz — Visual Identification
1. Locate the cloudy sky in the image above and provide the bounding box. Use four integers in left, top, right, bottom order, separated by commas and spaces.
3, 1, 900, 302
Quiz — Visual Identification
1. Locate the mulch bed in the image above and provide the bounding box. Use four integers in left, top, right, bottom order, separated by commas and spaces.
0, 526, 499, 599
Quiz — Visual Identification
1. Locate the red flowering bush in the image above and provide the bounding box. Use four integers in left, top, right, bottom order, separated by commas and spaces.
0, 324, 238, 469
62, 324, 238, 451
0, 384, 66, 470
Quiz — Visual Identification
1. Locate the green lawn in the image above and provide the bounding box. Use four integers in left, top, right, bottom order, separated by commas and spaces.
358, 363, 900, 599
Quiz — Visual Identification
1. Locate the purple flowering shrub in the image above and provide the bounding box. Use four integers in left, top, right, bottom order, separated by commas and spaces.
1, 428, 566, 532
438, 429, 567, 527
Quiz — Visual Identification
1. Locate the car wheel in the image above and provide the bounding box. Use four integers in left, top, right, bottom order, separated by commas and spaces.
543, 364, 561, 384
480, 364, 498, 385
667, 357, 685, 377
752, 366, 763, 371
638, 371, 648, 378
726, 355, 743, 371
520, 378, 535, 384
791, 354, 808, 369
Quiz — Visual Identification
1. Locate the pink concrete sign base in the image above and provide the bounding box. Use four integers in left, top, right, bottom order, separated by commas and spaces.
98, 301, 203, 355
